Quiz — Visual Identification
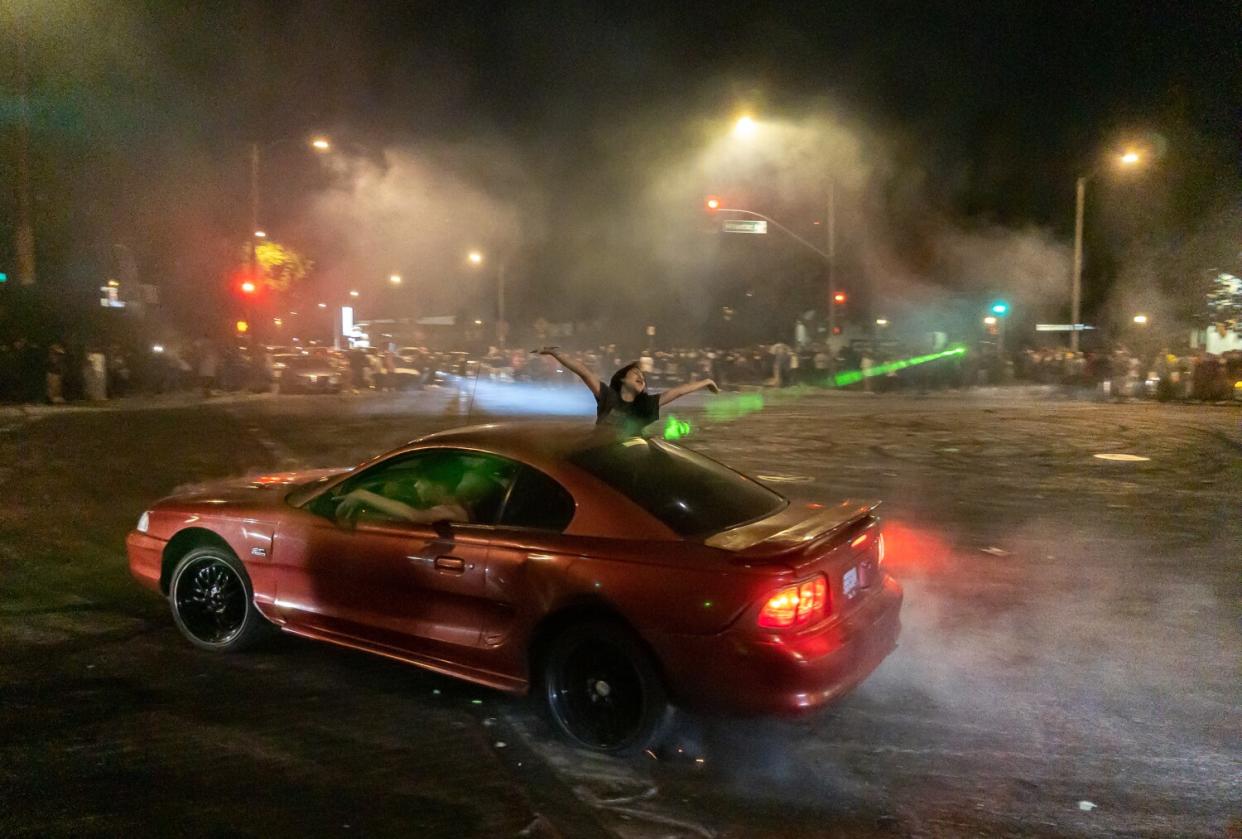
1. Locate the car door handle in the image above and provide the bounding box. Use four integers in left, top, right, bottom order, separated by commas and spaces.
434, 556, 466, 573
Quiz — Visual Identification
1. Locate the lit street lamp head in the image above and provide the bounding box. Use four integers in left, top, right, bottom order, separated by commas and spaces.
254, 230, 267, 238
1133, 314, 1149, 324
1118, 150, 1142, 167
468, 251, 484, 265
733, 115, 757, 139
349, 290, 360, 298
389, 274, 402, 285
310, 136, 332, 152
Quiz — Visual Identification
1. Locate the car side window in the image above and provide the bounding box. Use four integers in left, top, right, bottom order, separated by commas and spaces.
498, 465, 576, 532
313, 450, 517, 527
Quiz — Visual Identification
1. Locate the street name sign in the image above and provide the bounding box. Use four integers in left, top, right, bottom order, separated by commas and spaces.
722, 219, 768, 234
1035, 323, 1096, 332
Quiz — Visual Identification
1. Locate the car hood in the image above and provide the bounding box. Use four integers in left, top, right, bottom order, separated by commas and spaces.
159, 467, 348, 508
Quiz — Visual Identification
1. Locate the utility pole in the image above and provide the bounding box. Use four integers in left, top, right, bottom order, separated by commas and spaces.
14, 5, 36, 286
1070, 175, 1087, 351
249, 142, 261, 273
496, 261, 506, 349
826, 179, 836, 360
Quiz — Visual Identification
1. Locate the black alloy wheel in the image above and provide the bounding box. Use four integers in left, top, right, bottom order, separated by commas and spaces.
542, 622, 669, 754
169, 546, 269, 652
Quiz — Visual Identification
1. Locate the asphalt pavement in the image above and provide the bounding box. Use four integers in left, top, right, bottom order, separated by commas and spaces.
1, 386, 1238, 837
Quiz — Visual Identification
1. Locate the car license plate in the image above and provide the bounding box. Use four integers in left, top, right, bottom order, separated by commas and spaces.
843, 566, 859, 599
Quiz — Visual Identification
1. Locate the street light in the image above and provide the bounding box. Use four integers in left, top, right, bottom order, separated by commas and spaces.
719, 114, 838, 356
349, 289, 359, 298
875, 318, 889, 327
249, 134, 331, 272
733, 115, 757, 139
388, 273, 402, 286
1070, 144, 1148, 350
467, 250, 506, 347
1133, 314, 1149, 325
983, 316, 998, 325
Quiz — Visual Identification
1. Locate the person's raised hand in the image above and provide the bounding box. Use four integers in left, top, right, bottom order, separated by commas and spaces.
703, 379, 720, 394
533, 346, 560, 356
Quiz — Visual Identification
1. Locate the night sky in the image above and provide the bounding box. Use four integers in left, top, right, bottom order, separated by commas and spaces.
3, 0, 1239, 342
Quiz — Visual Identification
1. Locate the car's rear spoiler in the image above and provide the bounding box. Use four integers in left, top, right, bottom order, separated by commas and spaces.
706, 499, 879, 556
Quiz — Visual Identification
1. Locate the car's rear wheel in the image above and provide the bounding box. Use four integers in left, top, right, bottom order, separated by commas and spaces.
169, 546, 269, 652
541, 621, 669, 754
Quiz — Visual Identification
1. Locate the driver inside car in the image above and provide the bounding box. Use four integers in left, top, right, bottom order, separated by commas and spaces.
334, 457, 509, 527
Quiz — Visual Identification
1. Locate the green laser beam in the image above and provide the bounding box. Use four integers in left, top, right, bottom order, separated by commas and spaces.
663, 345, 968, 440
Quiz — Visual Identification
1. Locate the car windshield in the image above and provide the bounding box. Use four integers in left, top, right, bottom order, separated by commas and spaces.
569, 437, 785, 537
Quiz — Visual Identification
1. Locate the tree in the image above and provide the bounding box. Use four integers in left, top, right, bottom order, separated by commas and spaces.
247, 241, 313, 293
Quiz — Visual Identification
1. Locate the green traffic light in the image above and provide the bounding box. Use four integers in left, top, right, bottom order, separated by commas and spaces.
991, 302, 1009, 315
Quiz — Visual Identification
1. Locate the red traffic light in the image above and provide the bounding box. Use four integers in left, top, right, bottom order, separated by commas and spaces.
241, 280, 257, 295
705, 196, 721, 211
832, 292, 847, 304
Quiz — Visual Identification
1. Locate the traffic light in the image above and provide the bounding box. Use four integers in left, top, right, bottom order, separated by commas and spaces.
705, 196, 721, 211
833, 291, 847, 304
241, 280, 257, 295
991, 301, 1009, 316
236, 319, 249, 334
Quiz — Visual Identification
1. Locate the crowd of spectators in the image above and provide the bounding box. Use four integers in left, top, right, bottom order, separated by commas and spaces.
3, 336, 1239, 405
1017, 346, 1242, 401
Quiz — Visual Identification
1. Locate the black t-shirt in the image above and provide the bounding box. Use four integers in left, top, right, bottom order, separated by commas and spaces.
596, 386, 660, 435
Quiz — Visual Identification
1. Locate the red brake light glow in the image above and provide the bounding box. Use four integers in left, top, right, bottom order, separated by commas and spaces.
758, 575, 830, 629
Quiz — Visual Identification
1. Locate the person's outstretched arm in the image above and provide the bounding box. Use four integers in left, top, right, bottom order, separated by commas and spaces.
537, 347, 602, 398
337, 489, 468, 525
659, 378, 720, 407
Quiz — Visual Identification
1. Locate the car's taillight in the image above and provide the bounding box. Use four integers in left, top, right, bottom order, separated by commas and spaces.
757, 575, 830, 629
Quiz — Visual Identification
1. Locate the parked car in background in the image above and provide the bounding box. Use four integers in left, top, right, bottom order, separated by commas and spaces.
278, 356, 342, 394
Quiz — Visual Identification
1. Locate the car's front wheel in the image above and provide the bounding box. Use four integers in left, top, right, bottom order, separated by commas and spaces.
541, 621, 669, 754
169, 546, 269, 652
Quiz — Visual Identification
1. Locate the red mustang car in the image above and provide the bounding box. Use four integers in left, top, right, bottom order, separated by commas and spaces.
127, 422, 902, 753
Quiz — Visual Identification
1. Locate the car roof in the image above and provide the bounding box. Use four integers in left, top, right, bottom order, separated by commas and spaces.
413, 421, 623, 461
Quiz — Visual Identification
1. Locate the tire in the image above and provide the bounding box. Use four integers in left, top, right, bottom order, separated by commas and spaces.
541, 621, 670, 755
169, 546, 270, 652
